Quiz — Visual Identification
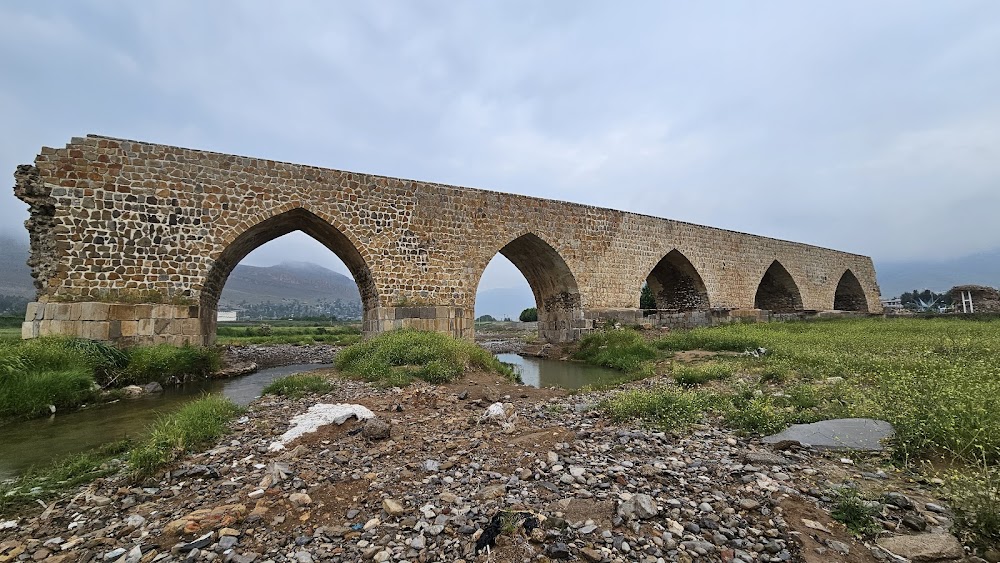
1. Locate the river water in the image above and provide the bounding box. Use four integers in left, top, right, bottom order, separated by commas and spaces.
496, 354, 623, 390
0, 355, 621, 480
0, 364, 331, 480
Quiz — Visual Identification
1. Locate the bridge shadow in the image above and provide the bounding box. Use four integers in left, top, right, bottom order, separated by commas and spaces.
754, 260, 804, 313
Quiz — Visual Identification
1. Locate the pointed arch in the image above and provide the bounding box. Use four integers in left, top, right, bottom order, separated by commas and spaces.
198, 207, 375, 343
754, 260, 803, 313
477, 232, 583, 343
833, 269, 869, 312
644, 249, 710, 311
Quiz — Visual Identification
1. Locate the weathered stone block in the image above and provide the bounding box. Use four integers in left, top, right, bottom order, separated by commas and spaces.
120, 320, 139, 337
80, 302, 110, 321
25, 301, 41, 321
109, 304, 136, 321
81, 321, 110, 340
50, 303, 71, 321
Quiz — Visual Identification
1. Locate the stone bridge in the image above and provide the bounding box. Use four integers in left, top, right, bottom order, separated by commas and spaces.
14, 135, 881, 346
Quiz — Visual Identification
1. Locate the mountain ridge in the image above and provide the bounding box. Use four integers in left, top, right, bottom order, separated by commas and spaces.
219, 262, 361, 308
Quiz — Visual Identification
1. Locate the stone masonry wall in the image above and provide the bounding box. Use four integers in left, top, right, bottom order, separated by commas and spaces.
15, 135, 882, 345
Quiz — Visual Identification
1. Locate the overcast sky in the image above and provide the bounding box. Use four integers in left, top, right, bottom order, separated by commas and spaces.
2, 2, 998, 294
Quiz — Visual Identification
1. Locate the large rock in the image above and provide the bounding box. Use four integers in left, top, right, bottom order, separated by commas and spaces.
362, 417, 391, 440
763, 418, 894, 451
618, 494, 658, 520
876, 533, 964, 562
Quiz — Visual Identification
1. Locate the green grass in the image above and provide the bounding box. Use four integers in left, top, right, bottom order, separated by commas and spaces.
262, 373, 334, 398
216, 324, 362, 346
672, 362, 735, 387
946, 460, 1000, 550
0, 328, 20, 343
116, 344, 220, 386
655, 329, 762, 352
830, 485, 882, 537
655, 318, 1000, 463
573, 328, 657, 375
0, 338, 221, 420
128, 395, 242, 479
601, 317, 1000, 550
601, 386, 715, 429
0, 338, 106, 418
335, 329, 515, 385
0, 439, 132, 515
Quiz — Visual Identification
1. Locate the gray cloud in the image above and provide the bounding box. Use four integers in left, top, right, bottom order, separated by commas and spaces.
2, 1, 998, 295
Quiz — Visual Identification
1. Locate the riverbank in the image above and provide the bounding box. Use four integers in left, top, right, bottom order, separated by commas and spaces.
0, 368, 974, 563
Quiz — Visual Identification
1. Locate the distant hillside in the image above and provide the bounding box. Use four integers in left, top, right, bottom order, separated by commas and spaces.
0, 234, 33, 298
220, 261, 361, 308
474, 285, 535, 321
875, 247, 1000, 298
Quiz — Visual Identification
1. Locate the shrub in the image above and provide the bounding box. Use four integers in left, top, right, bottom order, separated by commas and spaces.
946, 461, 1000, 550
262, 373, 334, 399
601, 386, 712, 429
129, 395, 242, 478
119, 344, 221, 385
573, 328, 656, 375
723, 385, 786, 434
519, 308, 538, 322
335, 329, 514, 385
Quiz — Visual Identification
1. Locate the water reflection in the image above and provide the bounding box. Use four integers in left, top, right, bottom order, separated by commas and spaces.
496, 353, 621, 390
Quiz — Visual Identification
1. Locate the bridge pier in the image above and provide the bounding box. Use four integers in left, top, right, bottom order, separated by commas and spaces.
22, 301, 203, 346
364, 305, 473, 341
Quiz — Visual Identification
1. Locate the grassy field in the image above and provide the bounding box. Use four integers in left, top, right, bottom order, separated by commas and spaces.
590, 317, 1000, 548
216, 322, 362, 345
592, 317, 1000, 461
0, 316, 21, 342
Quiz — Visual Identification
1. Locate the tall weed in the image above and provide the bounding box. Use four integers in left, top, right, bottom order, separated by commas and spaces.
573, 328, 656, 375
335, 329, 514, 385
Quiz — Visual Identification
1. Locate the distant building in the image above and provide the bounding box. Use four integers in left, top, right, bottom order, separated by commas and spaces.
880, 297, 903, 312
217, 310, 238, 322
949, 285, 1000, 314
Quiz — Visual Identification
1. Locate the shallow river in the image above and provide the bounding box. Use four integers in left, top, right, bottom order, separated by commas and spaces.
0, 364, 331, 480
496, 353, 623, 390
0, 355, 621, 480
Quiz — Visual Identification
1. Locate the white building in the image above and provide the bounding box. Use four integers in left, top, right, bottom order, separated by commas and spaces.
880, 297, 903, 312
217, 310, 238, 322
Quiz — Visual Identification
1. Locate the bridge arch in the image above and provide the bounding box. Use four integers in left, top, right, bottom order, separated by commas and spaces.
754, 260, 803, 313
198, 207, 376, 344
475, 232, 583, 343
833, 269, 869, 312
643, 249, 710, 311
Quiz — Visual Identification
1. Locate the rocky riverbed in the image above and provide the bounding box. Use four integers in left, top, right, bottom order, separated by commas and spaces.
222, 345, 341, 370
0, 372, 979, 563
